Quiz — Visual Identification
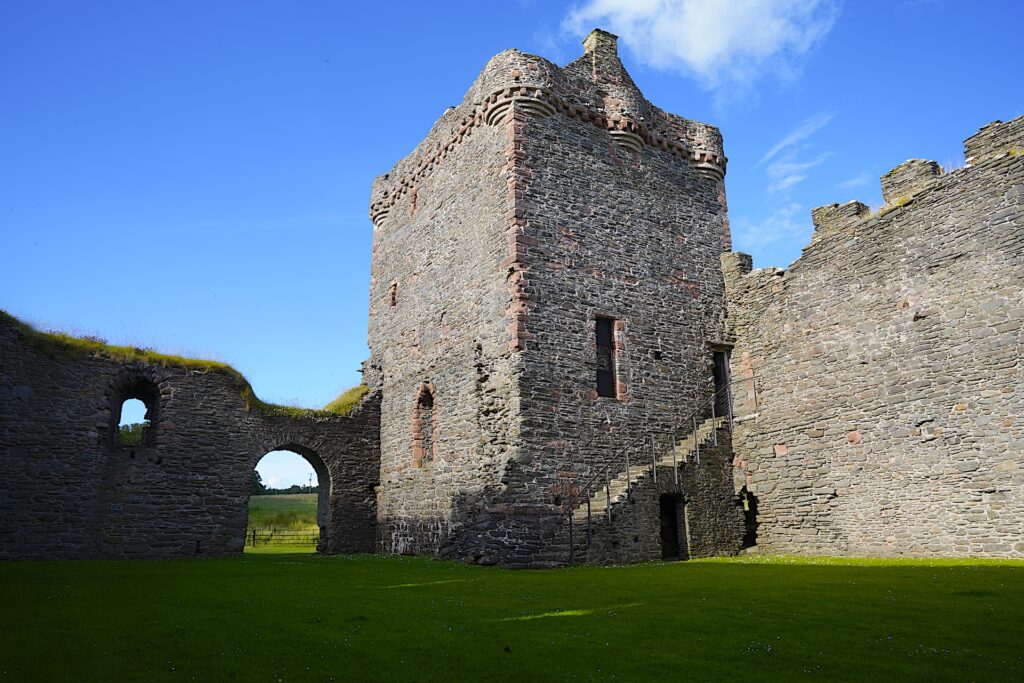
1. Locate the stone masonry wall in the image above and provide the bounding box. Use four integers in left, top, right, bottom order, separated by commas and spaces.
724, 117, 1024, 558
367, 30, 740, 566
577, 433, 743, 565
504, 34, 734, 566
0, 312, 380, 560
366, 68, 523, 557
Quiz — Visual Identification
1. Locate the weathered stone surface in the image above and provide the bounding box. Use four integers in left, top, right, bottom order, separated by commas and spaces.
367, 29, 739, 565
724, 116, 1024, 559
0, 314, 380, 560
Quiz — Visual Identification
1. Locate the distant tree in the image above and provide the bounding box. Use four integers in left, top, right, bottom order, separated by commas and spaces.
251, 470, 267, 495
118, 422, 146, 446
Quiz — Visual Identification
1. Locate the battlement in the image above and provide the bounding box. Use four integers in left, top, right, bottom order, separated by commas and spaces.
965, 116, 1024, 164
368, 29, 727, 229
802, 115, 1024, 243
810, 200, 870, 232
880, 159, 943, 205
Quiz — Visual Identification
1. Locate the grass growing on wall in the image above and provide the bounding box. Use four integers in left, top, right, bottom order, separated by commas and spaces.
0, 555, 1021, 681
1, 310, 370, 419
323, 384, 370, 414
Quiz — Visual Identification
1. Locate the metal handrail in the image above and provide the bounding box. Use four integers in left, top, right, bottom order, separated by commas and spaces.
566, 377, 747, 507
564, 375, 754, 562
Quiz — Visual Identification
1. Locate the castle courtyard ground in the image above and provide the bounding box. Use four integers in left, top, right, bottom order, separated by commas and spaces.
1, 555, 1020, 681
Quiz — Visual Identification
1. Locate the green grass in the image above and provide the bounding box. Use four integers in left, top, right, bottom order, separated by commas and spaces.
0, 555, 1021, 681
247, 493, 319, 531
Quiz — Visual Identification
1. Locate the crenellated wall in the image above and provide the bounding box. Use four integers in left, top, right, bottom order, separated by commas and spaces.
724, 117, 1024, 558
8, 30, 1018, 568
0, 312, 380, 560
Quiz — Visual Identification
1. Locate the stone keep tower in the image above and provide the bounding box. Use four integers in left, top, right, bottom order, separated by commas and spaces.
367, 30, 743, 566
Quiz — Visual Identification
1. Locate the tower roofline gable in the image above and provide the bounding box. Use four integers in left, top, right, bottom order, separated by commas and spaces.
369, 29, 727, 229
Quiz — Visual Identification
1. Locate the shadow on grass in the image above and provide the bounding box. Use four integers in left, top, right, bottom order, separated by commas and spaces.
0, 555, 1021, 681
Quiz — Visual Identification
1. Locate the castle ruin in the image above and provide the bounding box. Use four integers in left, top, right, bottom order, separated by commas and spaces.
1, 30, 1021, 564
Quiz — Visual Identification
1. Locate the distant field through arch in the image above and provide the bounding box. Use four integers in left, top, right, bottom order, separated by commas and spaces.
248, 448, 327, 553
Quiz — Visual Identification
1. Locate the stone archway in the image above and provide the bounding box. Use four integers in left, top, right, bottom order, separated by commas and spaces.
249, 444, 332, 552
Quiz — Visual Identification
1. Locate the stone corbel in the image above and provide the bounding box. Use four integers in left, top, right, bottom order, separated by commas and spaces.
485, 87, 555, 126
692, 150, 726, 181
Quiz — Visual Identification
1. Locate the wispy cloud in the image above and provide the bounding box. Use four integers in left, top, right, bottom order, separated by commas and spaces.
766, 152, 831, 194
838, 171, 873, 189
563, 0, 840, 99
756, 113, 834, 196
733, 202, 811, 250
738, 112, 833, 259
757, 113, 833, 166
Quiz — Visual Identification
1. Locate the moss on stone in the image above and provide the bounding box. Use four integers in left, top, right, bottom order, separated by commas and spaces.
0, 310, 365, 420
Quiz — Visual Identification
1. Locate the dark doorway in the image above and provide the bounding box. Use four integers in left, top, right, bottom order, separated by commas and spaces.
659, 494, 681, 560
741, 487, 759, 549
712, 350, 731, 418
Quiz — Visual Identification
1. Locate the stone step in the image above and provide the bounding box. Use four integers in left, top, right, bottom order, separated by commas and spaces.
571, 416, 726, 522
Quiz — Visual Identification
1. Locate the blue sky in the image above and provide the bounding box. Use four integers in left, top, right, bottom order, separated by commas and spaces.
3, 1, 1021, 485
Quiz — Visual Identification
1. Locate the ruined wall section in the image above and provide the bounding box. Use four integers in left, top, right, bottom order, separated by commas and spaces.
0, 313, 380, 560
724, 117, 1024, 558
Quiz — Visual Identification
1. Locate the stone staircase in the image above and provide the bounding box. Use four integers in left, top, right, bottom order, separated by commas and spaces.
572, 415, 726, 524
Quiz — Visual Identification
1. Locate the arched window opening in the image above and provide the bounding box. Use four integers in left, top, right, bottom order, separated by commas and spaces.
247, 448, 329, 554
412, 382, 436, 467
117, 398, 150, 446
112, 378, 159, 448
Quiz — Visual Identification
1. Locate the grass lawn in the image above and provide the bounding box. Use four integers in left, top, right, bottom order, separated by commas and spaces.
0, 554, 1021, 681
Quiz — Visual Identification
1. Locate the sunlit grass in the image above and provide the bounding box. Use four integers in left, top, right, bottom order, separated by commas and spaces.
1, 554, 1021, 681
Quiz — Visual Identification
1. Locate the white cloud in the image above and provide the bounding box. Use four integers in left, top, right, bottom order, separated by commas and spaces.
733, 202, 811, 250
564, 0, 840, 94
754, 114, 833, 196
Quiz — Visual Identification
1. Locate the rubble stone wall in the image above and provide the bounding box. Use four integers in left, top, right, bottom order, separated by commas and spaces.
367, 30, 741, 565
577, 434, 744, 565
724, 117, 1024, 558
0, 313, 380, 560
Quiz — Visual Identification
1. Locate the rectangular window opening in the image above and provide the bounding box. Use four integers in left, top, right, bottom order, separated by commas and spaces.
712, 349, 731, 418
596, 317, 617, 398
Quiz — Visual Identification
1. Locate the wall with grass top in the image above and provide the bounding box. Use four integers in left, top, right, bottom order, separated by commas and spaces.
0, 311, 380, 559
